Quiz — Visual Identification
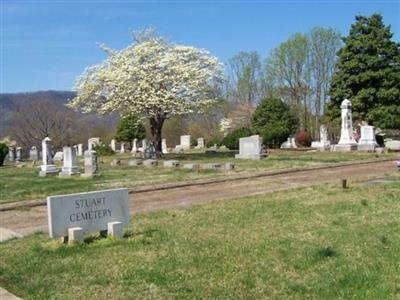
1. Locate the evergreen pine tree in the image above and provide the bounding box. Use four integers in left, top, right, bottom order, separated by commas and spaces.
326, 14, 400, 129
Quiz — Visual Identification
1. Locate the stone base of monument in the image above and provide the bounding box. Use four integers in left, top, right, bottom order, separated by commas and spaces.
68, 227, 84, 244
39, 165, 59, 177
59, 167, 80, 177
357, 144, 377, 152
108, 221, 123, 238
332, 144, 358, 152
311, 141, 331, 151
163, 160, 180, 168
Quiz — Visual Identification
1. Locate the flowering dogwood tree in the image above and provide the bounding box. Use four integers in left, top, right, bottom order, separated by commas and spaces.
69, 29, 224, 156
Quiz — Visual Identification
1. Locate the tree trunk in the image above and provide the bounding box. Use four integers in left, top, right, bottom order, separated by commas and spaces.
149, 116, 165, 158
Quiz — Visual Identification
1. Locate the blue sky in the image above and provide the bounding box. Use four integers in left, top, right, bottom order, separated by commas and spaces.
1, 0, 399, 93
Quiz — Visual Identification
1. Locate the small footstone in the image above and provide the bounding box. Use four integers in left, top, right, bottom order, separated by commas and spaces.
68, 227, 84, 244
202, 163, 221, 170
163, 160, 180, 168
225, 162, 235, 170
110, 159, 121, 167
128, 159, 143, 166
143, 159, 158, 167
108, 222, 123, 238
183, 163, 200, 170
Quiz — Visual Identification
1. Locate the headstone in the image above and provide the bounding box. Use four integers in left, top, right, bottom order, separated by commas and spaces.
8, 147, 15, 161
59, 146, 80, 177
39, 137, 59, 177
128, 159, 143, 166
53, 151, 63, 161
358, 125, 378, 151
131, 139, 138, 153
163, 160, 180, 168
81, 150, 100, 178
174, 145, 184, 154
235, 135, 267, 160
120, 142, 126, 154
281, 138, 297, 149
29, 146, 38, 160
77, 144, 83, 156
108, 221, 123, 238
139, 139, 147, 153
182, 163, 199, 170
225, 162, 235, 170
68, 227, 83, 244
311, 125, 331, 151
143, 142, 156, 159
47, 188, 129, 238
110, 139, 116, 152
88, 137, 100, 151
333, 99, 357, 151
162, 139, 168, 154
15, 147, 22, 162
110, 159, 121, 167
385, 140, 400, 151
180, 135, 191, 150
195, 137, 205, 149
202, 163, 221, 170
143, 159, 158, 167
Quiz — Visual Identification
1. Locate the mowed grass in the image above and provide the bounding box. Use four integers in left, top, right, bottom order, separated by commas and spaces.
0, 149, 393, 203
1, 180, 399, 299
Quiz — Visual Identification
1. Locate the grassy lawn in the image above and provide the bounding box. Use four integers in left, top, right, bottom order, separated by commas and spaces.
0, 149, 393, 204
1, 180, 399, 299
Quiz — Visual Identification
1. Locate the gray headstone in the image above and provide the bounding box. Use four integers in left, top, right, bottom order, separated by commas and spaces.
235, 135, 267, 160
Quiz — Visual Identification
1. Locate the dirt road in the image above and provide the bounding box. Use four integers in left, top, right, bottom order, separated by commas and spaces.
0, 160, 397, 238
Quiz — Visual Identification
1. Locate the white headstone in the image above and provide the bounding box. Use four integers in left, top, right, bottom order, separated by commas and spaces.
59, 146, 80, 176
39, 137, 58, 176
385, 140, 400, 151
139, 139, 147, 153
311, 125, 331, 150
88, 137, 100, 151
77, 144, 83, 156
53, 151, 63, 161
358, 125, 378, 151
8, 147, 15, 161
110, 139, 116, 152
333, 99, 357, 151
180, 135, 191, 150
131, 139, 138, 153
47, 188, 129, 238
15, 147, 22, 161
162, 138, 168, 154
235, 135, 267, 160
29, 146, 38, 160
120, 142, 126, 153
280, 138, 297, 149
81, 150, 100, 178
195, 137, 205, 149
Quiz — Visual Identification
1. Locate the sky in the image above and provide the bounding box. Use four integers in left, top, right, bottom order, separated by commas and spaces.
1, 0, 399, 93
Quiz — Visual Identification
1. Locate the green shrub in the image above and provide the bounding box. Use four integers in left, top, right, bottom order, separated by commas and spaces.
115, 114, 146, 143
0, 143, 7, 166
222, 127, 253, 150
252, 97, 298, 148
93, 144, 114, 156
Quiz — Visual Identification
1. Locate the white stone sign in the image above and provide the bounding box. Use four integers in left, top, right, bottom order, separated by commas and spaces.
47, 188, 129, 238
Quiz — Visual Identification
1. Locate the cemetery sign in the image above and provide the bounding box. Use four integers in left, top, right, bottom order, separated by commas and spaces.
47, 188, 129, 238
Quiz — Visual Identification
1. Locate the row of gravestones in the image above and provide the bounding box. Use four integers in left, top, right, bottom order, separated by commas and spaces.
110, 158, 235, 170
39, 137, 99, 178
280, 99, 400, 152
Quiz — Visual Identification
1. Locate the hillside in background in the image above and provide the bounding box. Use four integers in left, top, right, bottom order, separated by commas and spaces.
0, 91, 118, 147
